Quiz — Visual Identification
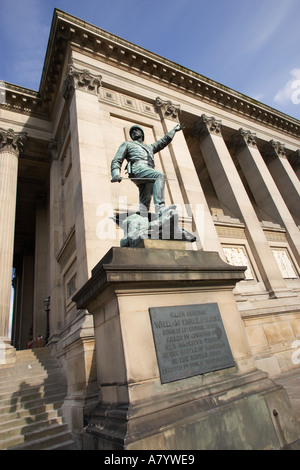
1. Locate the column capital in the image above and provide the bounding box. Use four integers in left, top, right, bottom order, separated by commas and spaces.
155, 97, 181, 122
194, 114, 222, 140
0, 128, 27, 156
231, 128, 257, 152
63, 65, 102, 100
261, 140, 287, 164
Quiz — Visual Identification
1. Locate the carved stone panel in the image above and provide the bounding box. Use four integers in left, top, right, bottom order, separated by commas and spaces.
272, 248, 298, 279
0, 128, 27, 156
63, 65, 102, 100
223, 245, 255, 280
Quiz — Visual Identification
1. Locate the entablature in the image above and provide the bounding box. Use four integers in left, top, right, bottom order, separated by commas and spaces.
1, 8, 300, 144
0, 82, 48, 119
44, 10, 300, 138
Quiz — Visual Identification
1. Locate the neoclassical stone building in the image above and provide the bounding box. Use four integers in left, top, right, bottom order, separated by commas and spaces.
1, 9, 300, 448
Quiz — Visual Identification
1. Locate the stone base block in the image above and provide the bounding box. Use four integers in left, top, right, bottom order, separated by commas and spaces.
74, 246, 300, 450
83, 369, 300, 450
0, 337, 16, 365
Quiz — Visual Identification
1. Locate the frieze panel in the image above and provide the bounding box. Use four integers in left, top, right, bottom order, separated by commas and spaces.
99, 88, 119, 105
140, 101, 156, 116
223, 245, 255, 280
216, 225, 246, 239
99, 87, 158, 119
264, 230, 287, 243
272, 248, 298, 279
120, 94, 138, 111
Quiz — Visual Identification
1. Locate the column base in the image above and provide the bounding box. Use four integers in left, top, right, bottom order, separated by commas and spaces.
0, 337, 16, 365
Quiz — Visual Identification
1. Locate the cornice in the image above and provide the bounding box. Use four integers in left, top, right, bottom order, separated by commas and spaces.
44, 10, 300, 138
0, 83, 47, 119
2, 8, 300, 139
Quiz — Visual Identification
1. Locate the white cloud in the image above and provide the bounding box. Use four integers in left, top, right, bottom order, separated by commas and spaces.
274, 69, 300, 105
247, 0, 299, 54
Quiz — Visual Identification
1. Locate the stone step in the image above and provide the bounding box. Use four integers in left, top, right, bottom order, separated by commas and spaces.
0, 401, 64, 425
0, 373, 63, 390
6, 427, 75, 450
0, 347, 75, 450
0, 390, 67, 410
0, 417, 66, 447
0, 407, 63, 432
0, 362, 63, 380
0, 380, 66, 402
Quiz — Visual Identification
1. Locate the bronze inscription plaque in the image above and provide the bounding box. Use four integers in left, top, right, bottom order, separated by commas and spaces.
149, 303, 235, 383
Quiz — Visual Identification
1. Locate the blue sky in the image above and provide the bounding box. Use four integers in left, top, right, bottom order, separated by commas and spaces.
1, 0, 300, 119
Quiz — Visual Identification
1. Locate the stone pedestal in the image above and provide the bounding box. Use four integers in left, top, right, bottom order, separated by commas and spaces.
73, 244, 300, 450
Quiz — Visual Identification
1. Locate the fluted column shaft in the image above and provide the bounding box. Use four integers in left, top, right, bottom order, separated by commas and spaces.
195, 116, 286, 295
233, 129, 300, 266
261, 141, 300, 223
0, 128, 26, 346
155, 99, 223, 254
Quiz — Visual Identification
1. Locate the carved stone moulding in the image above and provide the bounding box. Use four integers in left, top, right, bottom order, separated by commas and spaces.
0, 83, 47, 118
231, 128, 257, 152
194, 114, 222, 140
261, 140, 287, 164
155, 97, 181, 121
0, 128, 27, 156
63, 65, 102, 100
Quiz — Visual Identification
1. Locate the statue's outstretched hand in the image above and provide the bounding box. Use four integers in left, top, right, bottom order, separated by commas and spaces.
111, 175, 122, 183
174, 124, 185, 132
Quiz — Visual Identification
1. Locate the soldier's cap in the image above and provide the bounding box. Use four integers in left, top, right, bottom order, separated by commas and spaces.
129, 125, 144, 141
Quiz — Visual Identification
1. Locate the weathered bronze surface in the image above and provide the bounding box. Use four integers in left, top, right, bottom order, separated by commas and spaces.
149, 303, 235, 383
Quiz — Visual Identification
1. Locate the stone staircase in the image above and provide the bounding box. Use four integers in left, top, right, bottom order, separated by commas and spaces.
0, 347, 75, 450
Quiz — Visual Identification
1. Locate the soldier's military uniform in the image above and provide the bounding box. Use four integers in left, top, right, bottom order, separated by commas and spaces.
111, 125, 177, 214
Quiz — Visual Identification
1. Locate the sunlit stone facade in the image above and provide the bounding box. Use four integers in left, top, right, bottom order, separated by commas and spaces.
0, 9, 300, 447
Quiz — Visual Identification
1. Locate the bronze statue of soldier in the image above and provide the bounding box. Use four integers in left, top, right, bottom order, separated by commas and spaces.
111, 123, 183, 215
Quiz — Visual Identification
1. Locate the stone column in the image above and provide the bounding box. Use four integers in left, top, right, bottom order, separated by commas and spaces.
288, 149, 300, 180
0, 128, 27, 362
46, 139, 62, 345
155, 98, 223, 254
62, 65, 103, 446
261, 140, 300, 224
195, 115, 286, 295
233, 129, 300, 265
63, 64, 105, 286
